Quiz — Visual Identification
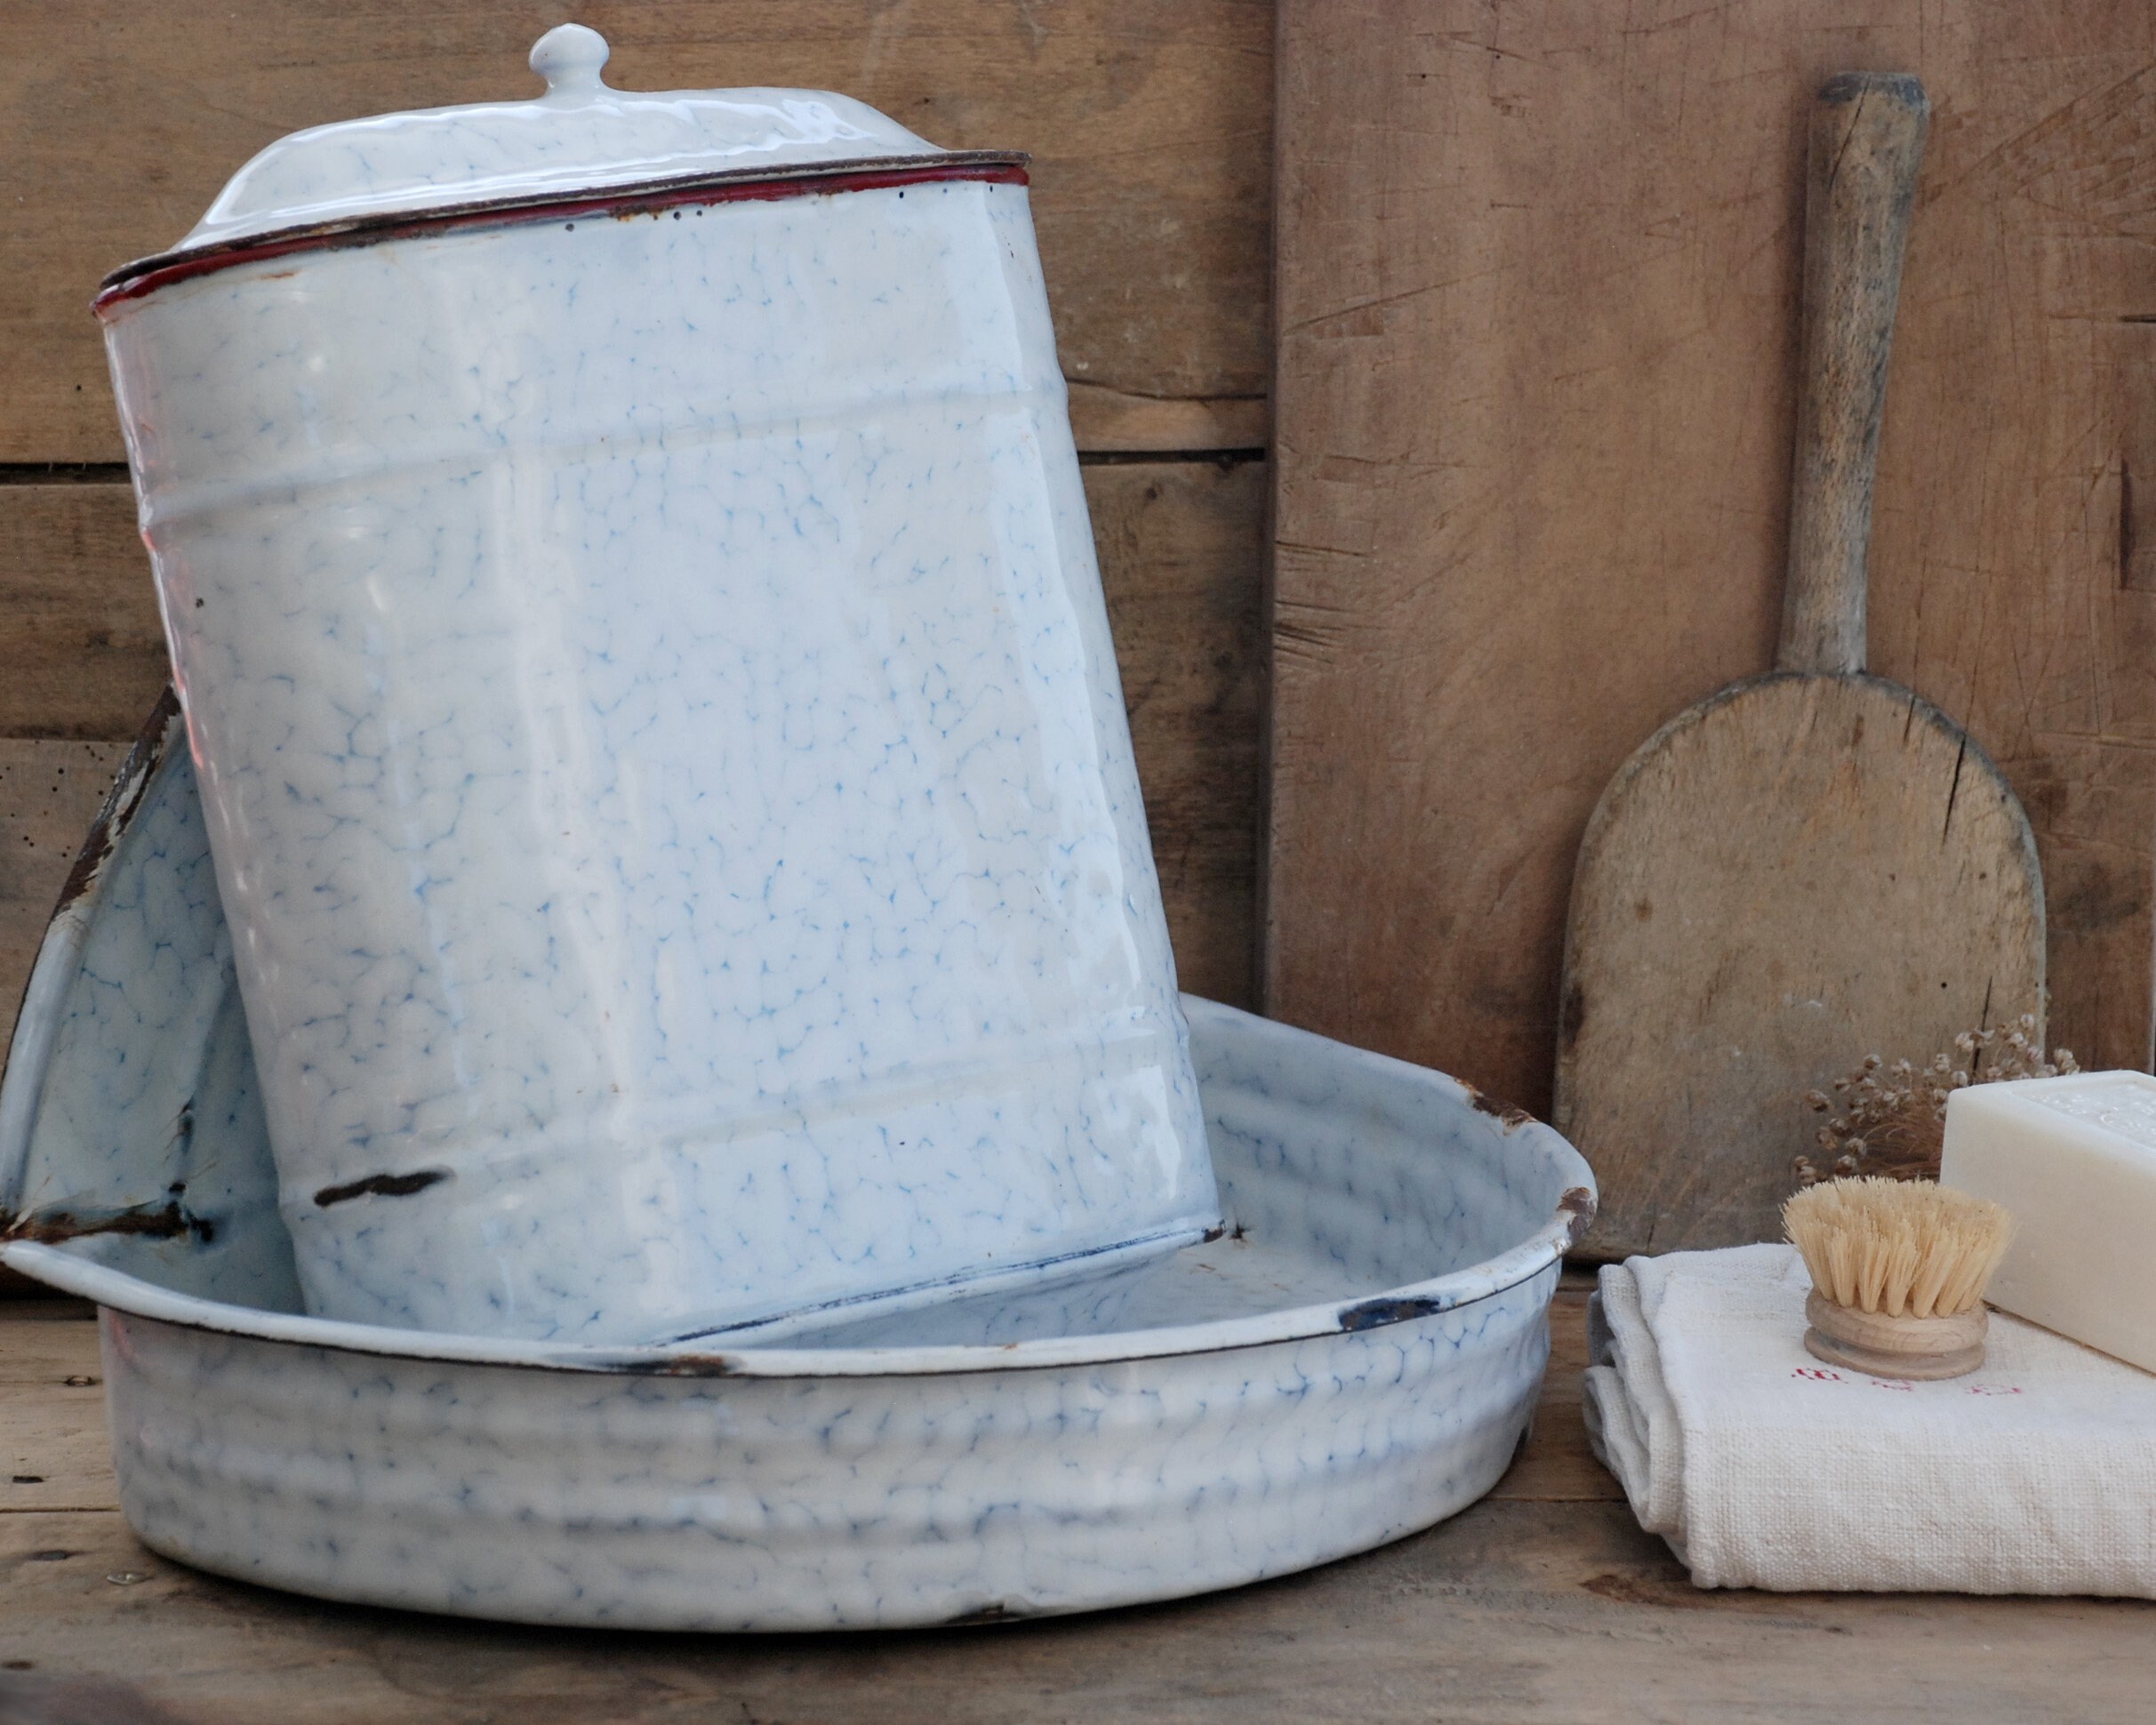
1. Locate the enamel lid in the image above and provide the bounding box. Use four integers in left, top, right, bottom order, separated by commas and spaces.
172, 24, 952, 253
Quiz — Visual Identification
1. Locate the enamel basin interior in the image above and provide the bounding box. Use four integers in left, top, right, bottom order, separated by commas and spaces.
0, 709, 1593, 1368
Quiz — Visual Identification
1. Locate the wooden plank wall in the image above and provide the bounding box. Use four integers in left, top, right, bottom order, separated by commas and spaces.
1271, 0, 2156, 1119
0, 1, 1272, 1050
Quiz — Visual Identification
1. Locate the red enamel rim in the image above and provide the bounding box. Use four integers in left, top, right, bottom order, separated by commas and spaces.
95, 152, 1029, 313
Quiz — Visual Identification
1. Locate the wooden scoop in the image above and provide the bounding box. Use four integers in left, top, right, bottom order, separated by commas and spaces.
1553, 74, 2046, 1258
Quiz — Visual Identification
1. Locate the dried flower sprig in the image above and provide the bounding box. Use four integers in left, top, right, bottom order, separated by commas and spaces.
1793, 1015, 2077, 1186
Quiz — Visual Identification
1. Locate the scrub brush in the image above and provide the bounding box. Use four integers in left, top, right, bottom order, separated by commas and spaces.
1782, 1176, 2013, 1380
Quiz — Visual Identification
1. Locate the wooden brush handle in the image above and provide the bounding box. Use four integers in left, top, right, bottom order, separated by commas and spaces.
1805, 1288, 1986, 1380
1775, 73, 1930, 677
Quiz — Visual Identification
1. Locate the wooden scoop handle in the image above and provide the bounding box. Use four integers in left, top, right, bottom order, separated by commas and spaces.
1775, 73, 1930, 677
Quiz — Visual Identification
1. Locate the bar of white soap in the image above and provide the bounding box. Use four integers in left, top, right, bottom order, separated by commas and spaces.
1942, 1071, 2156, 1374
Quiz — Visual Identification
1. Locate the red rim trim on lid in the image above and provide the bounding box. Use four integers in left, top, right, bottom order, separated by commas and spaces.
95, 153, 1029, 312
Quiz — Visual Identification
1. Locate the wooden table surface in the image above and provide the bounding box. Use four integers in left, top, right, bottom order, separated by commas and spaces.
2, 1279, 2150, 1724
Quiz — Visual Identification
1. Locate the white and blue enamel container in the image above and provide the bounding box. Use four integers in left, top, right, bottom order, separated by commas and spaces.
0, 707, 1598, 1629
92, 26, 1216, 1344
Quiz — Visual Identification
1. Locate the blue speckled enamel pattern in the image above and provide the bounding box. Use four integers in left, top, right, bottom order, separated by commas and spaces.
96, 49, 1214, 1344
0, 727, 1595, 1629
89, 1283, 1554, 1631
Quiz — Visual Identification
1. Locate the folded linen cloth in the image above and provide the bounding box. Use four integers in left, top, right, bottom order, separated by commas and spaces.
1583, 1241, 2156, 1594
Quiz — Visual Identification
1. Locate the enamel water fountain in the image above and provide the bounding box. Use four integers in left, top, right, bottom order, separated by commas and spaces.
0, 28, 1594, 1629
95, 22, 1216, 1346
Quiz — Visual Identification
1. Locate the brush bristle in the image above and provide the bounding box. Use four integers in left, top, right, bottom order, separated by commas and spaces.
1781, 1176, 2012, 1318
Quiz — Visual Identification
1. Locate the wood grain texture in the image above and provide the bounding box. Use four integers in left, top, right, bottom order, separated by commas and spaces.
1555, 71, 2044, 1256
0, 742, 130, 1054
1068, 389, 1268, 456
1270, 0, 2156, 1123
0, 0, 1270, 461
1776, 74, 1927, 678
1559, 676, 2044, 1255
0, 485, 166, 741
0, 1305, 112, 1513
1094, 460, 1268, 1007
2, 1299, 2153, 1723
1489, 1281, 1621, 1504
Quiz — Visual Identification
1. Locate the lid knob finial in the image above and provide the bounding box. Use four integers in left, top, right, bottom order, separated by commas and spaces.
531, 24, 611, 100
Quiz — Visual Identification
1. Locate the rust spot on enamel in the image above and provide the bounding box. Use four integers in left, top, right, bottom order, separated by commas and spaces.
4, 1199, 213, 1247
312, 1167, 453, 1208
1462, 1083, 1536, 1129
647, 1354, 741, 1377
53, 687, 181, 916
1559, 1185, 1598, 1248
